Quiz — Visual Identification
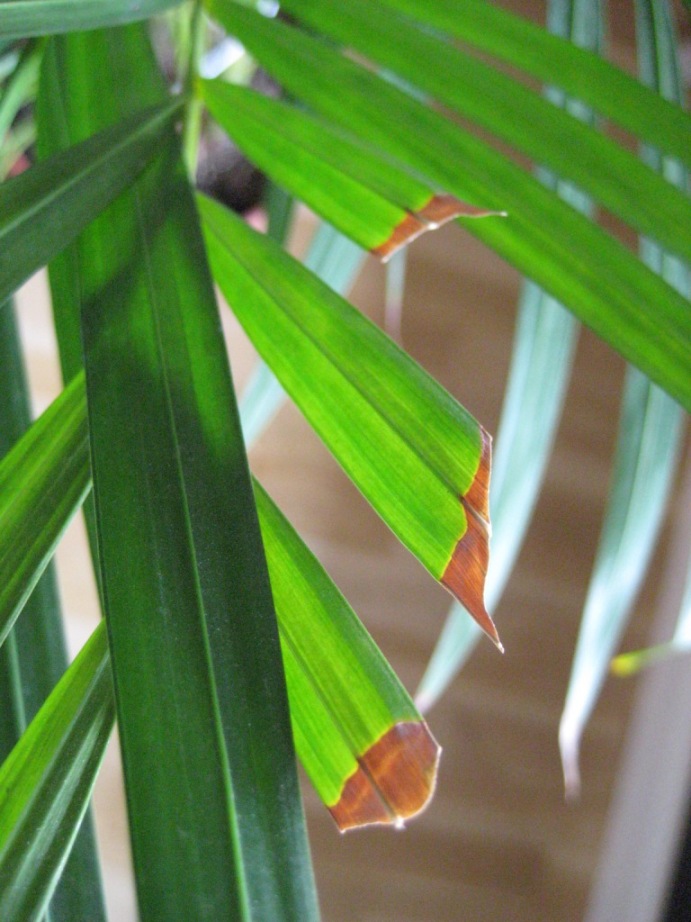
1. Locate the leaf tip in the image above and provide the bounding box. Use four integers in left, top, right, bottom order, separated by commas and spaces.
329, 721, 441, 832
441, 427, 501, 650
372, 196, 502, 262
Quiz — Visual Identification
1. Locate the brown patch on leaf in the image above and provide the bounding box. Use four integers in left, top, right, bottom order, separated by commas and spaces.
442, 428, 502, 651
372, 195, 503, 262
329, 721, 441, 832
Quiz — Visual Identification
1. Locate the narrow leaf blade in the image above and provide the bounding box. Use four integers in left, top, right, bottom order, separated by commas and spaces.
200, 193, 500, 648
256, 481, 440, 830
0, 0, 184, 39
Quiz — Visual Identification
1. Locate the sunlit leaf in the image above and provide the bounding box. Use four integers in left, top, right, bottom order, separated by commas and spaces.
205, 0, 691, 411
201, 78, 499, 260
257, 481, 440, 830
200, 193, 500, 648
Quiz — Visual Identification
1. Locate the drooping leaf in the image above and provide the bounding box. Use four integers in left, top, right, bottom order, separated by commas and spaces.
376, 0, 691, 168
40, 26, 318, 921
200, 193, 500, 649
0, 303, 105, 922
0, 621, 114, 922
256, 481, 440, 830
0, 372, 89, 648
559, 0, 688, 796
0, 0, 184, 39
201, 79, 499, 260
205, 1, 691, 411
0, 98, 181, 304
280, 0, 691, 265
416, 0, 599, 711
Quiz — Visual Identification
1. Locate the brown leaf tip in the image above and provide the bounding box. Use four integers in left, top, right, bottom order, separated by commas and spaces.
329, 721, 441, 832
372, 195, 503, 262
442, 427, 502, 651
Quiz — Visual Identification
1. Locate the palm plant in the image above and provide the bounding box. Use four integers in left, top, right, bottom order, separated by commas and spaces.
0, 0, 688, 919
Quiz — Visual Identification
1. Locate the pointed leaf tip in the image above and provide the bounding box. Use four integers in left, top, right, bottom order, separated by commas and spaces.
441, 427, 501, 650
372, 195, 504, 262
329, 721, 441, 832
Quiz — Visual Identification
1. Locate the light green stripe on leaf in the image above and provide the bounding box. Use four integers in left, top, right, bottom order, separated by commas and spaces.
0, 98, 181, 304
256, 481, 431, 814
0, 621, 114, 922
199, 193, 489, 590
0, 373, 89, 649
0, 0, 185, 39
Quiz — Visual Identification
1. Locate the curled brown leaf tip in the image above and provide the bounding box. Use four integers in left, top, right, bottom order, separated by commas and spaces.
329, 721, 441, 832
372, 195, 502, 262
442, 427, 502, 651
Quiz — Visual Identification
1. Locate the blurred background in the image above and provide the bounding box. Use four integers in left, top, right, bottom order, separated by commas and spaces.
13, 1, 691, 919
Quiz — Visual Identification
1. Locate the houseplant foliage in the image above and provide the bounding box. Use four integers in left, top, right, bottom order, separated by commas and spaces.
0, 1, 689, 920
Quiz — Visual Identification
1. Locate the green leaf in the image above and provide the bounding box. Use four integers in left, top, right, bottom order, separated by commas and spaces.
0, 373, 89, 649
0, 0, 185, 39
0, 303, 105, 922
280, 0, 691, 265
201, 79, 498, 259
256, 481, 440, 830
416, 0, 599, 711
0, 621, 114, 922
376, 0, 691, 169
0, 40, 42, 151
0, 366, 440, 834
240, 221, 365, 447
199, 192, 500, 649
39, 25, 318, 921
204, 1, 691, 411
559, 0, 689, 796
0, 98, 181, 305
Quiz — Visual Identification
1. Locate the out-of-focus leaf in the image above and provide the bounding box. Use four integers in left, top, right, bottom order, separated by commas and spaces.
0, 40, 42, 150
40, 26, 318, 921
375, 0, 691, 168
416, 0, 599, 711
281, 0, 691, 265
0, 98, 180, 304
0, 621, 114, 922
205, 1, 691, 411
0, 0, 184, 39
611, 559, 691, 675
200, 193, 500, 648
256, 481, 440, 830
0, 373, 89, 648
0, 303, 105, 922
201, 79, 498, 260
559, 0, 688, 795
